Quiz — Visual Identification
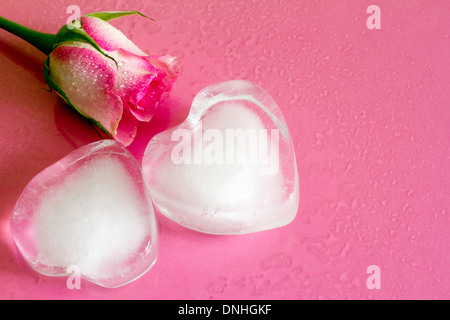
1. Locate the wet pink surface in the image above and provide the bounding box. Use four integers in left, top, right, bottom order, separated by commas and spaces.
0, 0, 449, 299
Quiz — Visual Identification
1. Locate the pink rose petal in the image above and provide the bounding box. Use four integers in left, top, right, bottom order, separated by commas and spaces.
81, 16, 147, 56
49, 43, 123, 135
114, 105, 139, 147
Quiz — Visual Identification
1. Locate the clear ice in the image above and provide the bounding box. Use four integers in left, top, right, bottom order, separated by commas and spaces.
142, 80, 299, 234
10, 140, 159, 288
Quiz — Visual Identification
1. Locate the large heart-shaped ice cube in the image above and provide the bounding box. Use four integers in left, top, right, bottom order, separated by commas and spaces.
142, 80, 299, 234
10, 140, 158, 288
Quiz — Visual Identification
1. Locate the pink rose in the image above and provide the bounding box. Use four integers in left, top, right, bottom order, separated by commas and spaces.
46, 13, 179, 146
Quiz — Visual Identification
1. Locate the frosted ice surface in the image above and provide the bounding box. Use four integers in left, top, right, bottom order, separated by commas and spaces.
11, 140, 158, 288
142, 80, 299, 234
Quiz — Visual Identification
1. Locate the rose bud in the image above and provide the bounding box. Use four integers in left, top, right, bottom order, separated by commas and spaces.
0, 11, 179, 146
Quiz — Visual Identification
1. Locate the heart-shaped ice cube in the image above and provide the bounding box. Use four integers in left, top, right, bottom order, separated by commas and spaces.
142, 80, 299, 234
10, 140, 158, 288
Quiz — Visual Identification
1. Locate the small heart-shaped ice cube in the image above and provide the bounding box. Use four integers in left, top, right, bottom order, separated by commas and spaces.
10, 140, 158, 288
143, 80, 299, 234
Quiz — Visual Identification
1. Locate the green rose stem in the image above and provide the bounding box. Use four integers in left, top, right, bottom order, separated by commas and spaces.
0, 16, 56, 55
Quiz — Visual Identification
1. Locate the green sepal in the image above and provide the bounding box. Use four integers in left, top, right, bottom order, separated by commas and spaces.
42, 56, 112, 138
83, 10, 153, 22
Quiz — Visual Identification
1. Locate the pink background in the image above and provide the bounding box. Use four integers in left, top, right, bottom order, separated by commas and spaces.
0, 0, 449, 299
